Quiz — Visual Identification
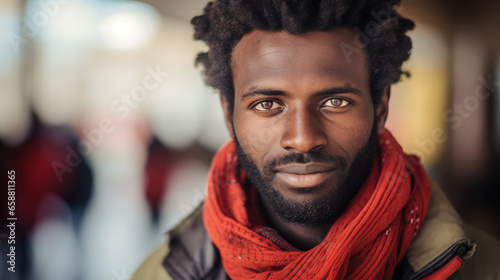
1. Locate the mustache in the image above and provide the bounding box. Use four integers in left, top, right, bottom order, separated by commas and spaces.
263, 151, 347, 172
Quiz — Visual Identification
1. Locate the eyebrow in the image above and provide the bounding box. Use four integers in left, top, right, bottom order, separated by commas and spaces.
315, 86, 363, 97
240, 85, 363, 102
240, 88, 285, 102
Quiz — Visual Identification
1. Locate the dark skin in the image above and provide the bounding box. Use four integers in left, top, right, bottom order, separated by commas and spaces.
222, 28, 390, 250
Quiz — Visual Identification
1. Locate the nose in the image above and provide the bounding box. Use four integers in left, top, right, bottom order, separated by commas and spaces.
280, 108, 327, 153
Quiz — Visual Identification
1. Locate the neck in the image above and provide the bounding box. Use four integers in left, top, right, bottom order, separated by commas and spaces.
261, 199, 333, 251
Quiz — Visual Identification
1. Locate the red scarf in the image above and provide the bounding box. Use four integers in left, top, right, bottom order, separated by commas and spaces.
203, 130, 431, 279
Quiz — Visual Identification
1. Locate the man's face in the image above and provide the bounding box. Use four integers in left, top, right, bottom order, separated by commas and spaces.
225, 28, 388, 226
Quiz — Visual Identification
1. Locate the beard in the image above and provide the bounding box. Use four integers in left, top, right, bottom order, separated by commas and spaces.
234, 120, 379, 227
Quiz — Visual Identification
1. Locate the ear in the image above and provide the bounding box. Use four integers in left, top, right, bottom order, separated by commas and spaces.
220, 95, 235, 139
376, 85, 390, 135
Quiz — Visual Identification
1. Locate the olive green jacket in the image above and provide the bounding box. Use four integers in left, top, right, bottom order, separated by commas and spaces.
133, 184, 500, 279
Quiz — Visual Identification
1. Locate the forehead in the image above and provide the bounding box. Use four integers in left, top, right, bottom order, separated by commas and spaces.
231, 28, 369, 94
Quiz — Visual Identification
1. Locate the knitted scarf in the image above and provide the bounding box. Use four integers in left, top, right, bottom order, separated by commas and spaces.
203, 130, 431, 279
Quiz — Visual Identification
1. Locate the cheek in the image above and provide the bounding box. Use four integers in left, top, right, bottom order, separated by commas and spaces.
233, 112, 281, 162
325, 109, 374, 156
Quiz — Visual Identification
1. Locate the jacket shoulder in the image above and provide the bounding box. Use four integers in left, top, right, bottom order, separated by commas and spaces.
132, 243, 171, 280
133, 202, 227, 279
453, 224, 500, 279
132, 202, 204, 280
397, 182, 500, 279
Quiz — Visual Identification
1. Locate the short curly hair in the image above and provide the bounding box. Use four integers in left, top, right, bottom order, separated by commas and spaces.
192, 0, 414, 112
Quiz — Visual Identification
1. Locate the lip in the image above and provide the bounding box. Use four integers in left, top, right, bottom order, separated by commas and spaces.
274, 163, 334, 174
274, 163, 336, 188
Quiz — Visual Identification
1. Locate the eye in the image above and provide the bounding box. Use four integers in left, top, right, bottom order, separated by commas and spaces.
253, 100, 282, 111
321, 98, 350, 108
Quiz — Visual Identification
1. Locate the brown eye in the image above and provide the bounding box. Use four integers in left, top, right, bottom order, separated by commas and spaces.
254, 101, 281, 111
261, 101, 273, 109
323, 98, 349, 108
331, 99, 342, 106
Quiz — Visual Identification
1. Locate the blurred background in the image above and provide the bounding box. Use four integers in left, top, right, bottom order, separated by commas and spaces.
0, 0, 498, 279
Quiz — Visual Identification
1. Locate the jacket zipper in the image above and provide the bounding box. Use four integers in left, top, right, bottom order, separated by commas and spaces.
420, 256, 464, 280
409, 240, 468, 280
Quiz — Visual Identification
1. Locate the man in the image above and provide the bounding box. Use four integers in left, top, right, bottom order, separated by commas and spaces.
134, 0, 500, 279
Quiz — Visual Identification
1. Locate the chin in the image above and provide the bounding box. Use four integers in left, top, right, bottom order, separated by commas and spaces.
259, 181, 346, 226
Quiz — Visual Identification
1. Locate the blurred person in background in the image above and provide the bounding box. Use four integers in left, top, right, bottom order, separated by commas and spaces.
133, 0, 500, 279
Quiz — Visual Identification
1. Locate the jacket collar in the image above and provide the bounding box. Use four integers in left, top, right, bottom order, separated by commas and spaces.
395, 182, 476, 279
